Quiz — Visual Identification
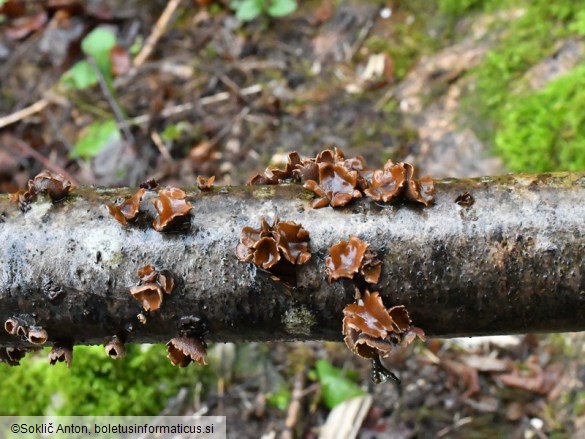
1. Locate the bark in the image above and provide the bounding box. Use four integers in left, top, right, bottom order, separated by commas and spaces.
1, 172, 585, 348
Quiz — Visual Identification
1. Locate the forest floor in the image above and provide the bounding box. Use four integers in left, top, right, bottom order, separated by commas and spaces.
1, 1, 584, 438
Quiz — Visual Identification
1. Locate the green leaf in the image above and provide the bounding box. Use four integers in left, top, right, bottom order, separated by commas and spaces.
70, 118, 120, 159
81, 27, 116, 75
267, 385, 291, 411
267, 0, 297, 17
315, 360, 365, 409
60, 60, 98, 90
161, 122, 189, 142
231, 0, 264, 21
81, 27, 117, 58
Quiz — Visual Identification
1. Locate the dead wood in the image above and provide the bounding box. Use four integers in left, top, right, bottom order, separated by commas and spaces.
1, 172, 585, 348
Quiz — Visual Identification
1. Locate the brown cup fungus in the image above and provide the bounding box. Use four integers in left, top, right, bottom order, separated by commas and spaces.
0, 347, 27, 367
4, 318, 21, 336
106, 188, 145, 226
130, 265, 175, 311
130, 284, 164, 312
152, 187, 193, 232
236, 217, 311, 284
166, 336, 207, 367
196, 175, 215, 191
246, 147, 435, 209
325, 236, 382, 285
9, 170, 73, 211
48, 344, 73, 367
248, 152, 302, 185
105, 336, 126, 359
342, 290, 425, 383
304, 162, 363, 208
27, 326, 48, 345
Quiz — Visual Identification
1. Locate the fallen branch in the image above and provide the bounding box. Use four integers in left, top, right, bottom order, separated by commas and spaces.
1, 173, 585, 349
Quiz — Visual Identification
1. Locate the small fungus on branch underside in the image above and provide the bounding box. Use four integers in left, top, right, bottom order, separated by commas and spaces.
48, 343, 73, 367
325, 236, 382, 284
152, 187, 192, 232
0, 347, 27, 367
130, 265, 176, 311
27, 326, 48, 345
4, 318, 20, 335
106, 188, 145, 225
342, 290, 425, 384
342, 291, 424, 361
9, 170, 73, 211
236, 216, 311, 284
166, 336, 207, 367
105, 336, 126, 359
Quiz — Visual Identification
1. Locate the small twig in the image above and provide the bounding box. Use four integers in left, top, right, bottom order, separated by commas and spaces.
133, 0, 182, 68
0, 99, 49, 130
150, 130, 173, 162
125, 84, 262, 127
88, 57, 135, 144
281, 371, 306, 439
2, 134, 79, 186
349, 19, 374, 61
219, 74, 250, 105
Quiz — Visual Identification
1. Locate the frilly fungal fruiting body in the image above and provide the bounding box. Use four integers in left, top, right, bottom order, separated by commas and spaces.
130, 284, 164, 312
364, 161, 435, 206
236, 217, 311, 283
152, 187, 193, 232
325, 236, 382, 284
48, 344, 73, 367
9, 170, 73, 211
342, 291, 424, 361
247, 147, 435, 209
106, 188, 146, 225
363, 162, 407, 203
248, 152, 302, 185
27, 326, 48, 345
105, 336, 126, 359
196, 175, 215, 191
0, 347, 27, 367
29, 171, 73, 201
304, 163, 363, 208
166, 337, 207, 367
130, 265, 175, 311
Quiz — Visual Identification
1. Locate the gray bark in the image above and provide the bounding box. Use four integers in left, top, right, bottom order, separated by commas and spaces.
1, 172, 585, 348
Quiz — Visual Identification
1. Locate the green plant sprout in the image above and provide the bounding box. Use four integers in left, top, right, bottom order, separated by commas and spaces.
230, 0, 297, 21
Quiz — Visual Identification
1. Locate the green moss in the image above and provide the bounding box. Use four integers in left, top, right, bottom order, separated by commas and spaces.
495, 65, 585, 172
0, 345, 215, 415
460, 0, 585, 172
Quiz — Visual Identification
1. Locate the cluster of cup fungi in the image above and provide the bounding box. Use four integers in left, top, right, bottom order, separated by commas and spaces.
241, 147, 432, 383
5, 147, 433, 379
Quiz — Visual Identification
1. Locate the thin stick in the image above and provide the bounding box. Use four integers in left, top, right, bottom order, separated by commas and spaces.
2, 134, 79, 186
88, 57, 135, 144
150, 130, 173, 162
133, 0, 182, 68
0, 99, 49, 130
281, 371, 306, 439
125, 84, 262, 127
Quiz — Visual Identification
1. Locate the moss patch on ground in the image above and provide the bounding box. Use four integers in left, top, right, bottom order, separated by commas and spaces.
459, 0, 585, 172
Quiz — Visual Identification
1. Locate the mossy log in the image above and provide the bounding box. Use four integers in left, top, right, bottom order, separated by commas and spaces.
1, 172, 585, 348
